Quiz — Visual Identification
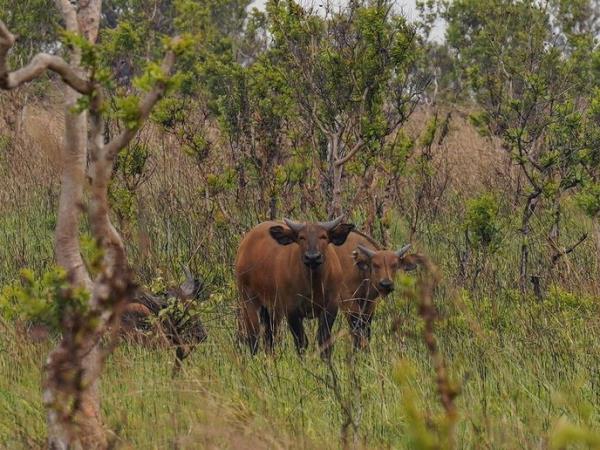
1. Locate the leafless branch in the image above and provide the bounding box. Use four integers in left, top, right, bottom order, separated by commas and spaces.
335, 139, 364, 167
334, 86, 370, 167
0, 21, 92, 93
550, 233, 588, 266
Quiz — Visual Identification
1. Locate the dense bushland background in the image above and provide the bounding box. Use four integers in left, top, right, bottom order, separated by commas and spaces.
1, 0, 600, 448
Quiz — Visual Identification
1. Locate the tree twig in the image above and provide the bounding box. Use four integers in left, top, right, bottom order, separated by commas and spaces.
0, 21, 92, 93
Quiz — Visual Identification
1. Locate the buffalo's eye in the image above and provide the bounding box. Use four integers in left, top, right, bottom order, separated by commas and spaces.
319, 235, 328, 240
298, 236, 306, 241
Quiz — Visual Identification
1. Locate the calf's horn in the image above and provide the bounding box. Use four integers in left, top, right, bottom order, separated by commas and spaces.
357, 244, 376, 258
396, 244, 411, 257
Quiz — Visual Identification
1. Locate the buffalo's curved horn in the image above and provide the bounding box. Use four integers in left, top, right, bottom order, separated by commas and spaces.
183, 265, 193, 281
317, 215, 343, 231
357, 244, 376, 258
283, 218, 305, 233
179, 265, 196, 298
396, 244, 412, 258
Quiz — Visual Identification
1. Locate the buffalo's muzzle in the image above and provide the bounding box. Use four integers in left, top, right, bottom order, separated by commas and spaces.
303, 251, 323, 268
378, 279, 394, 294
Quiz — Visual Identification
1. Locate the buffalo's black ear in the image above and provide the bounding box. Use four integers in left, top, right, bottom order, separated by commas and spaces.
329, 223, 355, 246
269, 225, 296, 245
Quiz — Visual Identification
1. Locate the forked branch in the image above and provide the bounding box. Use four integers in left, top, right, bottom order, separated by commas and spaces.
0, 21, 92, 93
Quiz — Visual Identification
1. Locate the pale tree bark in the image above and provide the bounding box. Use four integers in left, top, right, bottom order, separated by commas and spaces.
49, 2, 104, 447
323, 128, 366, 219
0, 2, 180, 447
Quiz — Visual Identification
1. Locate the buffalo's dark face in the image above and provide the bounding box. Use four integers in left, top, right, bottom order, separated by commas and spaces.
269, 217, 354, 270
354, 244, 416, 296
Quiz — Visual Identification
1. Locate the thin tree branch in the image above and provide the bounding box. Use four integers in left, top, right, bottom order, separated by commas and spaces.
335, 139, 364, 167
550, 233, 588, 266
0, 21, 92, 93
104, 44, 179, 159
334, 86, 370, 167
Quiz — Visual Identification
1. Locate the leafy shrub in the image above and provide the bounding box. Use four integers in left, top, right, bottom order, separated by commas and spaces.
464, 193, 502, 251
0, 268, 89, 330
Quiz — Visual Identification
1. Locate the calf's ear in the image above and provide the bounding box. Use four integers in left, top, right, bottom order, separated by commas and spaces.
328, 223, 355, 246
352, 250, 370, 271
399, 254, 419, 271
269, 225, 296, 245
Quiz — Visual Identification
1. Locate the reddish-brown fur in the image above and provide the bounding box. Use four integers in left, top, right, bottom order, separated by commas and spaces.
235, 220, 354, 358
335, 231, 418, 350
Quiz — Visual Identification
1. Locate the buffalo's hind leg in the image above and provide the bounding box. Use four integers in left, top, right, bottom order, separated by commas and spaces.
238, 296, 261, 355
260, 307, 280, 354
317, 306, 338, 360
288, 312, 308, 356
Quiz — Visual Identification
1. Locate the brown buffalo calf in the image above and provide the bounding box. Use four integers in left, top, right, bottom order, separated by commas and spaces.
335, 231, 418, 350
235, 217, 354, 358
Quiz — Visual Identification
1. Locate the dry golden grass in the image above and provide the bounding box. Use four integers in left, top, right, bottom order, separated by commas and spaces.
403, 105, 517, 195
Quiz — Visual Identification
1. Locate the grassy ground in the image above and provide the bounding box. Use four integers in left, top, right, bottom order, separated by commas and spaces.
2, 278, 599, 449
1, 97, 600, 449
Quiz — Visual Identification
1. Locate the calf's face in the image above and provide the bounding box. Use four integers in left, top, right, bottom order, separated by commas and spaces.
269, 217, 354, 270
354, 244, 415, 296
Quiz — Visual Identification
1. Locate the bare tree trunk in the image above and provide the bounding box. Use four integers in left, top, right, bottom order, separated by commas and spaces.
324, 134, 335, 217
519, 190, 541, 293
268, 193, 278, 220
331, 162, 343, 219
49, 0, 89, 286
325, 133, 343, 219
44, 2, 112, 448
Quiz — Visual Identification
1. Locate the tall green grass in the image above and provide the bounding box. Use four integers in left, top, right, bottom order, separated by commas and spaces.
1, 107, 600, 448
2, 277, 599, 448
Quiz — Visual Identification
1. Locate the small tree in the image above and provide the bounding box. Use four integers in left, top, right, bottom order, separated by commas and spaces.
463, 193, 503, 289
267, 0, 424, 218
0, 1, 183, 447
439, 0, 600, 291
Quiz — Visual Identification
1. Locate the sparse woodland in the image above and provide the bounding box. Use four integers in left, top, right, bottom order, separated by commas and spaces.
0, 0, 599, 449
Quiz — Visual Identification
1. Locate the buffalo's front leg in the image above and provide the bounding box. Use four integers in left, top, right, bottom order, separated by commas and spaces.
238, 299, 260, 355
317, 306, 338, 360
287, 312, 308, 355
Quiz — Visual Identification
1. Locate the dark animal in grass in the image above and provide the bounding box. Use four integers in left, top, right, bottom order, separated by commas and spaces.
334, 231, 419, 350
122, 267, 207, 370
235, 216, 354, 359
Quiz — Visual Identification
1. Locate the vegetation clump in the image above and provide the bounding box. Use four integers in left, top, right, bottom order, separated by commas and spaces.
1, 0, 600, 448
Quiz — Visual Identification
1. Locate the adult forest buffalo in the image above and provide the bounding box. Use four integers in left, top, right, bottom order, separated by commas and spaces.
235, 217, 354, 358
335, 231, 419, 350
